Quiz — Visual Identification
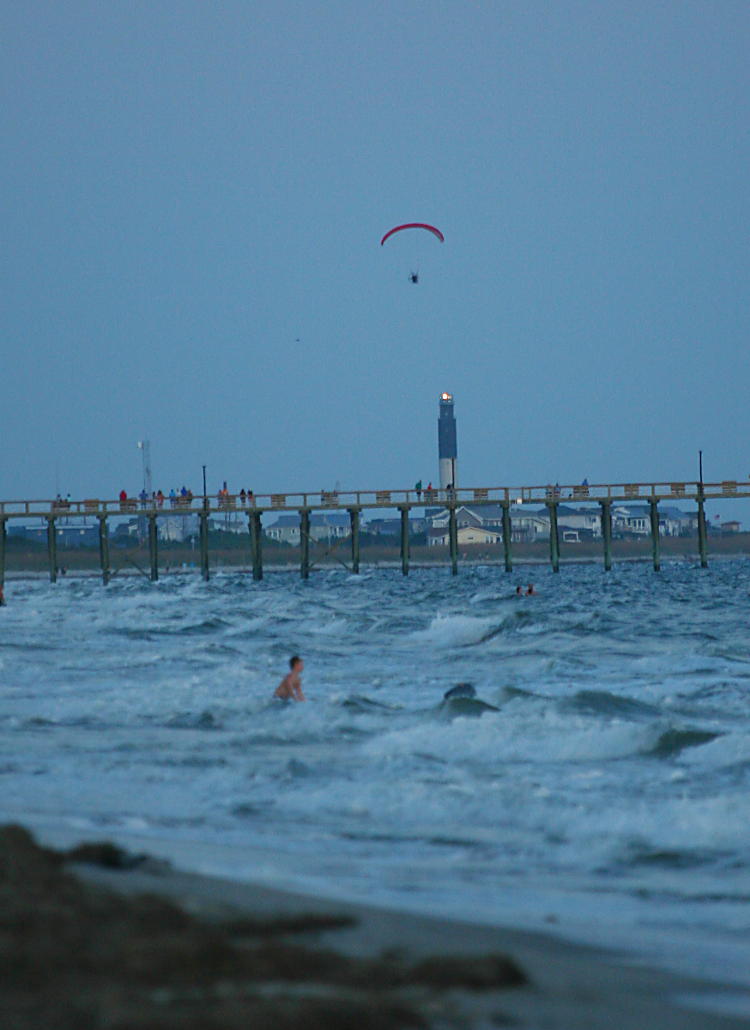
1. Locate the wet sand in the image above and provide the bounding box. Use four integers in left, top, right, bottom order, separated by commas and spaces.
3, 824, 748, 1029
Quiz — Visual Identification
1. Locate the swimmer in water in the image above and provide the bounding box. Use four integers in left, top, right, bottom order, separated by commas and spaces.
274, 656, 306, 701
526, 584, 535, 595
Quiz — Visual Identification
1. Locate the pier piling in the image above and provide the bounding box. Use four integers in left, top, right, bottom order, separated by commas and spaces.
448, 505, 458, 575
0, 517, 6, 586
501, 502, 512, 573
46, 517, 57, 583
198, 511, 209, 581
249, 512, 263, 581
349, 508, 360, 574
399, 506, 410, 576
600, 500, 612, 572
697, 491, 708, 568
98, 515, 110, 585
546, 501, 560, 573
300, 509, 310, 579
148, 515, 159, 582
649, 499, 661, 572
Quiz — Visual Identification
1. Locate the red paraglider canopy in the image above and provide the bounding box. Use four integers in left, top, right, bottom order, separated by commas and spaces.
380, 223, 445, 246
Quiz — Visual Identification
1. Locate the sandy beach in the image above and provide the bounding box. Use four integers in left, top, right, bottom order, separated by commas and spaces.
3, 824, 748, 1030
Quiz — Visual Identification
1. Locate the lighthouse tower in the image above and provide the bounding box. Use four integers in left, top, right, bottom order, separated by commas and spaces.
438, 392, 457, 490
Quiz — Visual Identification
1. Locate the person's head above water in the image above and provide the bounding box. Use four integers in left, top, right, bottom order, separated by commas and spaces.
444, 683, 476, 700
290, 655, 303, 670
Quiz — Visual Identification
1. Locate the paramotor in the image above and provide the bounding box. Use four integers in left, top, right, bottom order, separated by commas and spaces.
380, 223, 445, 246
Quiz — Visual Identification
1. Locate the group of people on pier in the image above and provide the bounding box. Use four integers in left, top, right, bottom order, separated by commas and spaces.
413, 480, 433, 501
115, 483, 254, 510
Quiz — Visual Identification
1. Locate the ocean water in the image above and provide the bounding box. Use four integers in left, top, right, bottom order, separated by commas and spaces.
1, 560, 749, 991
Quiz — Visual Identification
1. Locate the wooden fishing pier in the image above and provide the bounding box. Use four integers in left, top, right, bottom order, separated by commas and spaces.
1, 478, 748, 585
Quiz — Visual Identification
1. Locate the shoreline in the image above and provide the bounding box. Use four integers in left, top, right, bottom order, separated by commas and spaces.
3, 531, 750, 578
3, 548, 750, 584
6, 823, 749, 1029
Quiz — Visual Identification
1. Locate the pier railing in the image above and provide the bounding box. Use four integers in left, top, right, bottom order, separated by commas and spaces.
1, 478, 748, 519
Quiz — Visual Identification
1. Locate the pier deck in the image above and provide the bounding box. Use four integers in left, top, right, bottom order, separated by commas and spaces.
1, 477, 748, 520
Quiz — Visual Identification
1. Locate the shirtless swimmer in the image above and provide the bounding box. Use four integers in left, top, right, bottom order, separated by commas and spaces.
274, 656, 305, 701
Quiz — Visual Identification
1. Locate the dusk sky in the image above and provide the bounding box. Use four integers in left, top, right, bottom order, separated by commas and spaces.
3, 2, 749, 515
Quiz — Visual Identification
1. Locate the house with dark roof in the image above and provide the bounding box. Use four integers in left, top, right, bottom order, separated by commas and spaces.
365, 516, 428, 536
8, 524, 99, 548
555, 505, 601, 540
612, 505, 697, 538
427, 504, 548, 542
429, 504, 504, 530
264, 512, 352, 545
